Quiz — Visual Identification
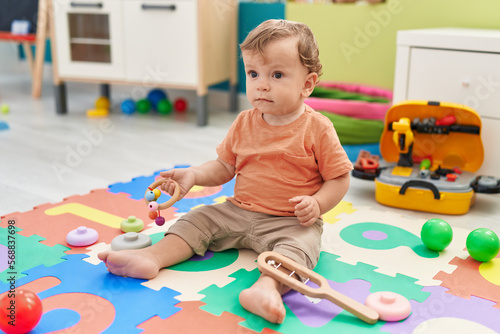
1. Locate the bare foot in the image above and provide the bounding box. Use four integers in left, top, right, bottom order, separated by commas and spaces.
98, 249, 161, 280
239, 275, 287, 324
98, 234, 195, 280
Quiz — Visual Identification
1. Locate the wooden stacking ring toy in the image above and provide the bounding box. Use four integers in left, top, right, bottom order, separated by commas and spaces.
144, 178, 181, 226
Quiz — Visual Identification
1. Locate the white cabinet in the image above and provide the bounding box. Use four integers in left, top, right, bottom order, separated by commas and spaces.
50, 0, 238, 126
393, 28, 500, 176
123, 0, 198, 86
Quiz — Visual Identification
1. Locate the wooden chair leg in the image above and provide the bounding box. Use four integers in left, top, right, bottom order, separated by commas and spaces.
22, 42, 34, 74
32, 0, 49, 98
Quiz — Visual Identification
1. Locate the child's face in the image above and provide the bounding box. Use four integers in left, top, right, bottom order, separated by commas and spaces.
242, 37, 317, 124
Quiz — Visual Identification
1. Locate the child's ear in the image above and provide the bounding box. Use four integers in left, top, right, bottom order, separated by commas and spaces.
302, 72, 319, 98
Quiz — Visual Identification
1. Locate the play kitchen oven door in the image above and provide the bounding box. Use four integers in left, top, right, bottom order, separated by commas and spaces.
52, 0, 125, 80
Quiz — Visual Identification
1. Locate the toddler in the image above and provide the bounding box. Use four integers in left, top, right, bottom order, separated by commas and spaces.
98, 19, 352, 324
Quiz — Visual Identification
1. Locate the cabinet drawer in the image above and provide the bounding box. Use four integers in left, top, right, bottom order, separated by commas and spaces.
407, 48, 500, 120
123, 0, 198, 86
52, 0, 125, 80
478, 119, 500, 176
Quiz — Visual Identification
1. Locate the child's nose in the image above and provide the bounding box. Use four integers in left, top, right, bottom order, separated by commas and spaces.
256, 78, 270, 91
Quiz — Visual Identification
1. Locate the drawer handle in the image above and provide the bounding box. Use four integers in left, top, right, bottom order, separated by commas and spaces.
70, 2, 103, 8
141, 4, 176, 11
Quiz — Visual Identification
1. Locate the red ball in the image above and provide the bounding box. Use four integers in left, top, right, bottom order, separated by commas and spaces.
174, 98, 188, 113
0, 289, 43, 334
148, 211, 158, 220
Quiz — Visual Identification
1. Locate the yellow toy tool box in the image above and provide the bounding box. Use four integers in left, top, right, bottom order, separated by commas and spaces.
352, 100, 500, 215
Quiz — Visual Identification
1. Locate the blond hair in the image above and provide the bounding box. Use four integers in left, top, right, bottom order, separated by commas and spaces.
240, 19, 322, 77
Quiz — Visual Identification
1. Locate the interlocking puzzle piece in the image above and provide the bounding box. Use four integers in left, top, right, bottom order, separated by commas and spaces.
434, 255, 500, 308
322, 206, 469, 285
0, 189, 176, 254
84, 241, 112, 265
479, 257, 500, 285
108, 168, 236, 213
0, 227, 69, 283
37, 291, 115, 333
200, 268, 275, 332
1, 276, 115, 332
108, 170, 165, 200
46, 203, 124, 229
410, 318, 498, 334
83, 213, 186, 266
142, 244, 258, 301
138, 301, 281, 333
0, 244, 8, 272
280, 278, 386, 332
199, 251, 429, 333
200, 269, 384, 334
84, 223, 258, 302
339, 222, 439, 258
406, 317, 498, 334
83, 215, 182, 265
321, 201, 356, 225
315, 252, 429, 302
382, 285, 500, 333
0, 254, 181, 333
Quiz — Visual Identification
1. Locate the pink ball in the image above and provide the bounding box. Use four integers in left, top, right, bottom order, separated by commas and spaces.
148, 202, 159, 211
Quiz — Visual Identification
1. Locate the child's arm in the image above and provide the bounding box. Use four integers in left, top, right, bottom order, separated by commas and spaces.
289, 172, 350, 226
160, 157, 235, 199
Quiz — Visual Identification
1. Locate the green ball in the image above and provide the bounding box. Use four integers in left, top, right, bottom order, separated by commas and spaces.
1, 104, 9, 114
136, 99, 151, 114
421, 218, 453, 251
466, 228, 500, 262
156, 99, 172, 115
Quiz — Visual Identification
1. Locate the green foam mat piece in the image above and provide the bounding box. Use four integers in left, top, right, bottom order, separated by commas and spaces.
0, 226, 70, 283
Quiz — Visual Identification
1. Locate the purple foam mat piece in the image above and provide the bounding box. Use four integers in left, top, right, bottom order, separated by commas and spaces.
0, 244, 8, 272
363, 230, 388, 241
283, 278, 373, 327
382, 285, 500, 333
190, 252, 215, 261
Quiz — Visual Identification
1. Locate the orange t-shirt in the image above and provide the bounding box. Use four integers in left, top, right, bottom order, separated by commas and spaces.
216, 105, 353, 216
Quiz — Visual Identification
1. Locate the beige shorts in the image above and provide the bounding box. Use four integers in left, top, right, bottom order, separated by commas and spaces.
166, 201, 323, 270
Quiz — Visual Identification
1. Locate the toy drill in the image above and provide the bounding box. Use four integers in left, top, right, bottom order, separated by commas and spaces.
390, 117, 414, 167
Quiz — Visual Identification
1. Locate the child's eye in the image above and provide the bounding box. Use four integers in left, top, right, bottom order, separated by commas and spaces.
273, 72, 283, 79
248, 71, 258, 78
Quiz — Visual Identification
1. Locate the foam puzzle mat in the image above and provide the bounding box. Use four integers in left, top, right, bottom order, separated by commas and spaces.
1, 166, 499, 333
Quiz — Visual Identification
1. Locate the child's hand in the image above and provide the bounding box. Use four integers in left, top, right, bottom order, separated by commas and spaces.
289, 196, 320, 227
160, 169, 196, 200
